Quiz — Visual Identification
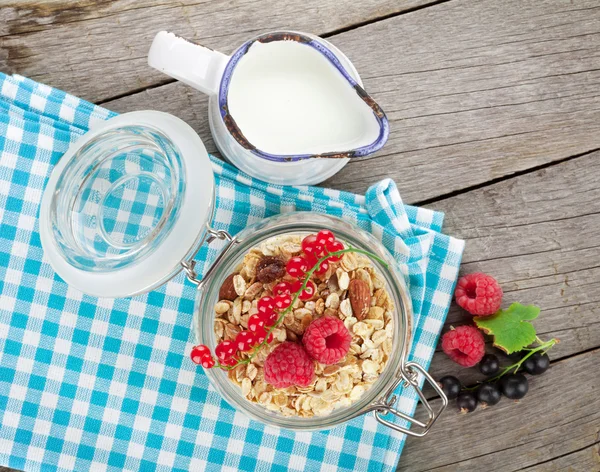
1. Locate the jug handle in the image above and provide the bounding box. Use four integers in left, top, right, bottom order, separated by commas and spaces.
148, 31, 229, 96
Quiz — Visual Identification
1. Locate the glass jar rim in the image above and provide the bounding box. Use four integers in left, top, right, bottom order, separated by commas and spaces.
193, 212, 413, 431
40, 111, 215, 298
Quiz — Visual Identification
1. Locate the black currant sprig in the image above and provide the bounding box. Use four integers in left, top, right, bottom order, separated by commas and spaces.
487, 336, 557, 382
439, 336, 557, 413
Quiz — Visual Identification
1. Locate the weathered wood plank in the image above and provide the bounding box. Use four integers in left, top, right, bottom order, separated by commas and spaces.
423, 151, 600, 391
324, 0, 600, 201
0, 0, 438, 103
102, 0, 600, 203
523, 442, 600, 471
399, 348, 600, 471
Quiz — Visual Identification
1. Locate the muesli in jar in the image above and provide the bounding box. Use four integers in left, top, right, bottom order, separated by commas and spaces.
190, 229, 394, 417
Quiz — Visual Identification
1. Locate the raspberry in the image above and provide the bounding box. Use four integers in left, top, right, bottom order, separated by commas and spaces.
441, 325, 486, 367
455, 273, 503, 316
264, 342, 314, 388
302, 316, 352, 365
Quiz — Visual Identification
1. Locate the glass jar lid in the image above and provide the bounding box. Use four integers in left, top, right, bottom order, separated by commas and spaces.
39, 111, 214, 298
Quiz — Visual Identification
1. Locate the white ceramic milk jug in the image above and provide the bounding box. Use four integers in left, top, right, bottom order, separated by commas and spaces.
148, 31, 389, 185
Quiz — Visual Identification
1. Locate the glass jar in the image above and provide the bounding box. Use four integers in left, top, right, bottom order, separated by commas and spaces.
192, 212, 447, 435
40, 111, 214, 298
40, 111, 446, 437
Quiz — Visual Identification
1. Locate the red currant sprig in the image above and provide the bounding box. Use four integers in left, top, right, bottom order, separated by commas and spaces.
300, 230, 345, 273
190, 229, 387, 371
190, 345, 215, 368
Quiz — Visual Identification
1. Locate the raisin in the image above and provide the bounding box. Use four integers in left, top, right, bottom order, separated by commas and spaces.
256, 256, 286, 283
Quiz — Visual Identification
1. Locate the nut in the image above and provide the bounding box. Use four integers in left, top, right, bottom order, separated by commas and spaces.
219, 273, 239, 301
325, 292, 340, 310
323, 365, 341, 376
244, 282, 263, 300
337, 270, 350, 290
327, 272, 339, 292
256, 256, 286, 283
215, 301, 232, 315
367, 306, 384, 321
247, 364, 258, 381
339, 299, 353, 319
233, 275, 247, 297
348, 279, 371, 320
315, 298, 325, 315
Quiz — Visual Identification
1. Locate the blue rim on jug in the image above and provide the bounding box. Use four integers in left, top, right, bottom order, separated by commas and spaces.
218, 32, 390, 163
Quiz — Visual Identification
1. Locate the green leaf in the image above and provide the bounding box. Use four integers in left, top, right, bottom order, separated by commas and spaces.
474, 303, 540, 354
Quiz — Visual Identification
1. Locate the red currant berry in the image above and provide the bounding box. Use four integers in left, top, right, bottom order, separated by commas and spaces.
302, 234, 324, 259
273, 281, 292, 297
190, 345, 211, 364
299, 280, 316, 300
255, 326, 274, 344
303, 253, 318, 269
257, 296, 275, 316
274, 293, 292, 309
315, 259, 329, 276
289, 279, 303, 293
316, 229, 336, 247
260, 311, 278, 326
248, 314, 266, 333
220, 357, 238, 367
201, 356, 215, 369
286, 256, 309, 278
215, 340, 236, 361
325, 240, 344, 262
235, 330, 257, 352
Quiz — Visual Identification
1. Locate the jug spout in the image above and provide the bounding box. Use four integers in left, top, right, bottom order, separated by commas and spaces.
148, 31, 228, 96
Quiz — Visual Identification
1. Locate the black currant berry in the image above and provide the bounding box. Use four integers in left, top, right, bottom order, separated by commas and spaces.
438, 376, 462, 400
479, 354, 500, 376
500, 373, 529, 400
476, 383, 501, 407
522, 352, 550, 375
456, 391, 477, 413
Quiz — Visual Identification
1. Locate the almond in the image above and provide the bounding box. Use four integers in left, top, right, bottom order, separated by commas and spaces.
219, 273, 239, 301
348, 279, 371, 321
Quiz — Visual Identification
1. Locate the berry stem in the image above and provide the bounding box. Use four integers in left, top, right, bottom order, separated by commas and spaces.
487, 337, 559, 382
213, 246, 388, 371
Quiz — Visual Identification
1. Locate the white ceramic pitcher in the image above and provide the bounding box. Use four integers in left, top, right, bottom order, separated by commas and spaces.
148, 31, 389, 185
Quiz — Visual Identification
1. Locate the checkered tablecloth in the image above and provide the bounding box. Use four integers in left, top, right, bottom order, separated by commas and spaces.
0, 73, 465, 472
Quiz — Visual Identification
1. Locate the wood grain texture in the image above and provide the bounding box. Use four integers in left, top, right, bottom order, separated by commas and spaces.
324, 0, 600, 201
101, 0, 600, 204
422, 151, 600, 386
523, 443, 600, 471
399, 348, 600, 471
0, 0, 438, 103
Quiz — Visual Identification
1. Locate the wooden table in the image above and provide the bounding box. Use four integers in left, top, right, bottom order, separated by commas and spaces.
1, 0, 599, 470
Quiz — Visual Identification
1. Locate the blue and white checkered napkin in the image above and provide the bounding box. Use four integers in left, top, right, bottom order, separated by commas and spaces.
0, 73, 464, 472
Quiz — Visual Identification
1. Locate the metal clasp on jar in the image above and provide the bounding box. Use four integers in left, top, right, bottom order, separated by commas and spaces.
365, 362, 448, 437
181, 225, 239, 289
